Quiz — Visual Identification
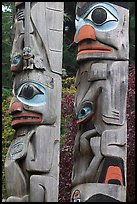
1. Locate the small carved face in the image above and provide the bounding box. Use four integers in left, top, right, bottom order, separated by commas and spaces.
11, 54, 23, 72
71, 190, 81, 202
9, 71, 57, 129
74, 2, 129, 61
23, 47, 33, 60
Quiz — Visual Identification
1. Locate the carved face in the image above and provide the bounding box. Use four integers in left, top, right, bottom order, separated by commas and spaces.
9, 70, 57, 129
74, 2, 129, 61
23, 47, 33, 60
71, 190, 81, 202
11, 2, 64, 74
11, 54, 23, 72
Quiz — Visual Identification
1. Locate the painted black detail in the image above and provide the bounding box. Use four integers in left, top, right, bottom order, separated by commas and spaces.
76, 2, 128, 18
19, 84, 44, 100
91, 8, 107, 25
108, 179, 121, 185
98, 156, 125, 186
85, 194, 121, 202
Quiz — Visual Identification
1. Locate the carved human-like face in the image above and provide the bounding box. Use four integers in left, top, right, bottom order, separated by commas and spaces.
74, 2, 129, 61
71, 190, 81, 202
9, 70, 57, 129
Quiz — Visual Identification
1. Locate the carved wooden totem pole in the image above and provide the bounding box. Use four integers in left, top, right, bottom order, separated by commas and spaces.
70, 2, 129, 202
4, 2, 64, 202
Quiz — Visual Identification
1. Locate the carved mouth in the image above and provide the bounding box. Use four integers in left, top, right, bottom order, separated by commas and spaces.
11, 112, 42, 128
78, 41, 112, 55
23, 54, 31, 60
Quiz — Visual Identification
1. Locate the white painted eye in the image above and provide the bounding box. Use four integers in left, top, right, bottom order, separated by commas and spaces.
75, 16, 80, 29
75, 19, 78, 29
86, 6, 118, 26
16, 82, 47, 106
76, 102, 94, 123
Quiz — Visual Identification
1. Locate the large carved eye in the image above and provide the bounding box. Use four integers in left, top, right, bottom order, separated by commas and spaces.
86, 6, 118, 26
75, 3, 119, 32
16, 82, 47, 106
19, 84, 43, 100
76, 102, 94, 124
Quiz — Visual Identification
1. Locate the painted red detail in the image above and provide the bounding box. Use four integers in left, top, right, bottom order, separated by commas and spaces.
78, 43, 112, 55
9, 101, 24, 114
77, 112, 94, 124
11, 66, 17, 71
105, 166, 123, 185
74, 25, 96, 43
74, 25, 112, 54
11, 112, 42, 127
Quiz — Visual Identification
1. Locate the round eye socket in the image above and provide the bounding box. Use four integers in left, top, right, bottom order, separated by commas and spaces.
20, 84, 34, 99
19, 84, 43, 99
11, 55, 22, 65
76, 102, 94, 123
91, 7, 107, 25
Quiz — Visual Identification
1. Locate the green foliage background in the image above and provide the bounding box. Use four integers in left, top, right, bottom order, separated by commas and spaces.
2, 2, 14, 88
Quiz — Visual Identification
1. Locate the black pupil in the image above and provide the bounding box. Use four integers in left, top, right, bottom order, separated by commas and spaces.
21, 85, 34, 99
81, 109, 86, 115
91, 7, 107, 25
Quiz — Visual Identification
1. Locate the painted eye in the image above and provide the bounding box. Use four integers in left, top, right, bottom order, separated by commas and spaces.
19, 84, 43, 99
86, 6, 118, 26
92, 7, 107, 25
75, 3, 119, 32
76, 102, 94, 123
11, 55, 22, 65
75, 18, 79, 29
16, 82, 47, 106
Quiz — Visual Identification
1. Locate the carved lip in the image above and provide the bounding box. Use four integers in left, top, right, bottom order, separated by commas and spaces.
78, 42, 112, 55
11, 112, 42, 128
23, 54, 31, 60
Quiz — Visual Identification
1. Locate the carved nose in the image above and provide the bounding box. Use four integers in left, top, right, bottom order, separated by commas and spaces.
9, 101, 24, 115
74, 25, 96, 43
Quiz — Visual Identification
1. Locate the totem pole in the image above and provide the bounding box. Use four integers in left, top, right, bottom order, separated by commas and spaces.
4, 2, 64, 202
70, 2, 129, 202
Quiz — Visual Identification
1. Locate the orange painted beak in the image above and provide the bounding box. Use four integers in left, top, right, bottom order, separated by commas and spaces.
74, 25, 96, 43
74, 25, 112, 54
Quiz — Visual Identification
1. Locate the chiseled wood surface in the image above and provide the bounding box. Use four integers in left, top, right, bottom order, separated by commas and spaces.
4, 2, 64, 202
71, 2, 129, 202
